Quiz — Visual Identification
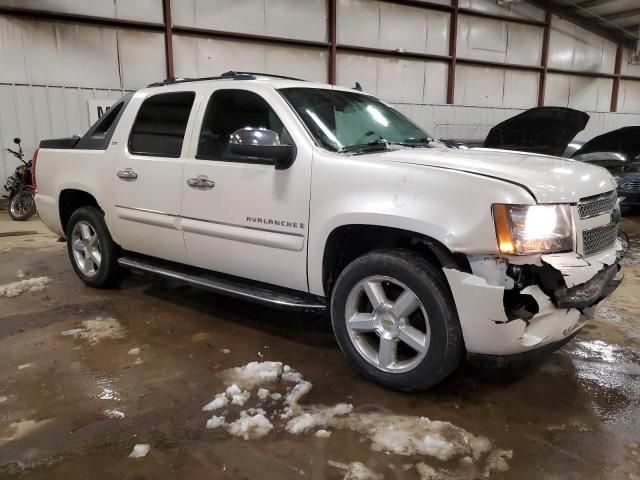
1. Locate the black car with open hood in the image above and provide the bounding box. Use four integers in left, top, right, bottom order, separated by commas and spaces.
482, 107, 590, 157
571, 126, 640, 209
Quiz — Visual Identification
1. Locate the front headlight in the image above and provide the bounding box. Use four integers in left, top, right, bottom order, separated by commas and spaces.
493, 204, 573, 255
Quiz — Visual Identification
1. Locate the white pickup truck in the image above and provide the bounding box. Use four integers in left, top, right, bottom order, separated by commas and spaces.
34, 71, 623, 390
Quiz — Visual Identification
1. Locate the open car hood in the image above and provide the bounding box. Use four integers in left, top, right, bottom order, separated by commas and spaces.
571, 126, 640, 161
483, 107, 590, 157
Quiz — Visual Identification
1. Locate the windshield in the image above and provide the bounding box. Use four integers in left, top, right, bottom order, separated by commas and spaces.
279, 88, 434, 153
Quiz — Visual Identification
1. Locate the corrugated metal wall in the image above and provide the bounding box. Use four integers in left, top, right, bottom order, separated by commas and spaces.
392, 103, 640, 142
0, 0, 639, 186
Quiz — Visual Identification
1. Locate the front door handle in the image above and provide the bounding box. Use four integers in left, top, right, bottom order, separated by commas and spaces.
187, 175, 215, 190
116, 168, 138, 181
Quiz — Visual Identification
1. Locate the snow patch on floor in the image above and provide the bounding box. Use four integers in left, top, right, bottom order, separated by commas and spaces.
221, 361, 283, 389
203, 393, 228, 412
0, 419, 54, 446
0, 396, 7, 403
128, 347, 141, 356
286, 403, 353, 434
483, 449, 513, 477
328, 461, 383, 480
201, 361, 511, 477
61, 317, 125, 345
17, 363, 34, 370
227, 411, 273, 440
206, 415, 225, 429
0, 276, 51, 298
129, 444, 150, 458
257, 388, 270, 400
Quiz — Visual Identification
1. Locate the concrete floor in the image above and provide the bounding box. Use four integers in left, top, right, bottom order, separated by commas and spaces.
0, 206, 639, 480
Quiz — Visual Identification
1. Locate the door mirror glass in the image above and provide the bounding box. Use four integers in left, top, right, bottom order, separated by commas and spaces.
230, 127, 281, 147
229, 127, 296, 170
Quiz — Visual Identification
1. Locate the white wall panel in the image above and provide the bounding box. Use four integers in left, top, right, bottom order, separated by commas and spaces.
173, 35, 327, 82
336, 0, 380, 48
0, 16, 121, 88
0, 84, 127, 186
0, 0, 115, 19
545, 73, 612, 112
617, 80, 640, 113
458, 0, 545, 22
379, 3, 449, 55
454, 65, 538, 108
117, 30, 166, 89
172, 0, 327, 42
337, 0, 450, 55
548, 16, 617, 74
456, 15, 542, 66
336, 52, 447, 103
0, 0, 163, 22
392, 102, 640, 142
621, 48, 640, 77
0, 16, 29, 83
264, 0, 327, 42
115, 0, 163, 23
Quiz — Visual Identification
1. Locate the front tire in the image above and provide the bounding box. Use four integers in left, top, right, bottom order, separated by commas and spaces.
66, 206, 120, 287
330, 250, 464, 391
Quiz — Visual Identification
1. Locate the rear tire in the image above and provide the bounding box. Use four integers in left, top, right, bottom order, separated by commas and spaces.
66, 206, 120, 288
8, 189, 36, 221
330, 250, 464, 391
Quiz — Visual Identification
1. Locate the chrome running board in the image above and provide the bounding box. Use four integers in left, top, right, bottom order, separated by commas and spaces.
117, 256, 326, 311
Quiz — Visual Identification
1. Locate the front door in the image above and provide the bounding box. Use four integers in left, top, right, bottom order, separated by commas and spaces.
180, 85, 312, 291
112, 90, 197, 264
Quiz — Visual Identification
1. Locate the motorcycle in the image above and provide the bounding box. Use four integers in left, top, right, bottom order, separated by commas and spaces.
3, 137, 36, 221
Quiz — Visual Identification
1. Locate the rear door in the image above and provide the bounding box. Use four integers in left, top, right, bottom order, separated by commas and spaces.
112, 89, 197, 264
180, 85, 312, 291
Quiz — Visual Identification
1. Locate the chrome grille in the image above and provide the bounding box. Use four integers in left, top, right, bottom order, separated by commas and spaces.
577, 190, 617, 219
582, 223, 618, 256
619, 180, 640, 193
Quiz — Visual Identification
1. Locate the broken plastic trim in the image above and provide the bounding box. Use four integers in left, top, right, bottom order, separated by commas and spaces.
553, 263, 620, 309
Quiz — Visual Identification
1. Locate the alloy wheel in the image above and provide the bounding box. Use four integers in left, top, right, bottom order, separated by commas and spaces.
71, 221, 102, 277
344, 275, 431, 373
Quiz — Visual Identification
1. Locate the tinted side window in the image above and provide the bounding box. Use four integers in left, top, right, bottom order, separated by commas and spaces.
197, 89, 290, 161
129, 92, 195, 158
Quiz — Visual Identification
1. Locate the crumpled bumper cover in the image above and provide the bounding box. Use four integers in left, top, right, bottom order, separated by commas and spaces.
443, 244, 623, 356
554, 263, 620, 309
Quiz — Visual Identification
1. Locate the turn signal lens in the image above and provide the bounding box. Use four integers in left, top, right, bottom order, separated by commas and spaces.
493, 204, 515, 254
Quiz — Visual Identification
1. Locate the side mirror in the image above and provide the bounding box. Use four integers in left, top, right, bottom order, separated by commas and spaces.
13, 137, 21, 145
229, 127, 296, 170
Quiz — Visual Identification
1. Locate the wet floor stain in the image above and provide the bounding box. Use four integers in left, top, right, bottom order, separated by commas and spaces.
1, 215, 639, 479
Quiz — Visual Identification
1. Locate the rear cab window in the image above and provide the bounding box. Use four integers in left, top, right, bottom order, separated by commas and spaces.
128, 91, 196, 158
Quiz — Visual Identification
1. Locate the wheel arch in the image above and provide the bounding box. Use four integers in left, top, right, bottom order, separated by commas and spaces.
59, 189, 101, 236
319, 223, 471, 298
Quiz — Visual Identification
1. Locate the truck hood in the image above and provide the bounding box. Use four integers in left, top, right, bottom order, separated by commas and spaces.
572, 126, 640, 161
483, 107, 589, 157
374, 147, 617, 203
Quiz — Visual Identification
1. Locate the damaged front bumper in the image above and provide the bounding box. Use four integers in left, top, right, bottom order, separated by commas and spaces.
443, 242, 625, 356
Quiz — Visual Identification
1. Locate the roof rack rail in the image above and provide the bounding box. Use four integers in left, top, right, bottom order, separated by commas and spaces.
147, 71, 305, 87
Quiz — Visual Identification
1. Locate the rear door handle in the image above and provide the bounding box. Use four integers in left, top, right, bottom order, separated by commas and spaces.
187, 175, 215, 190
117, 168, 138, 181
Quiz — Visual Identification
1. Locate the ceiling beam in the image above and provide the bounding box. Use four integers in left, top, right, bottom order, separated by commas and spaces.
568, 0, 622, 8
602, 8, 640, 21
526, 0, 635, 46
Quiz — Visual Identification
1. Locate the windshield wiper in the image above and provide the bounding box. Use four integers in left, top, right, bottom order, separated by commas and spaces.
338, 138, 390, 154
390, 137, 441, 148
